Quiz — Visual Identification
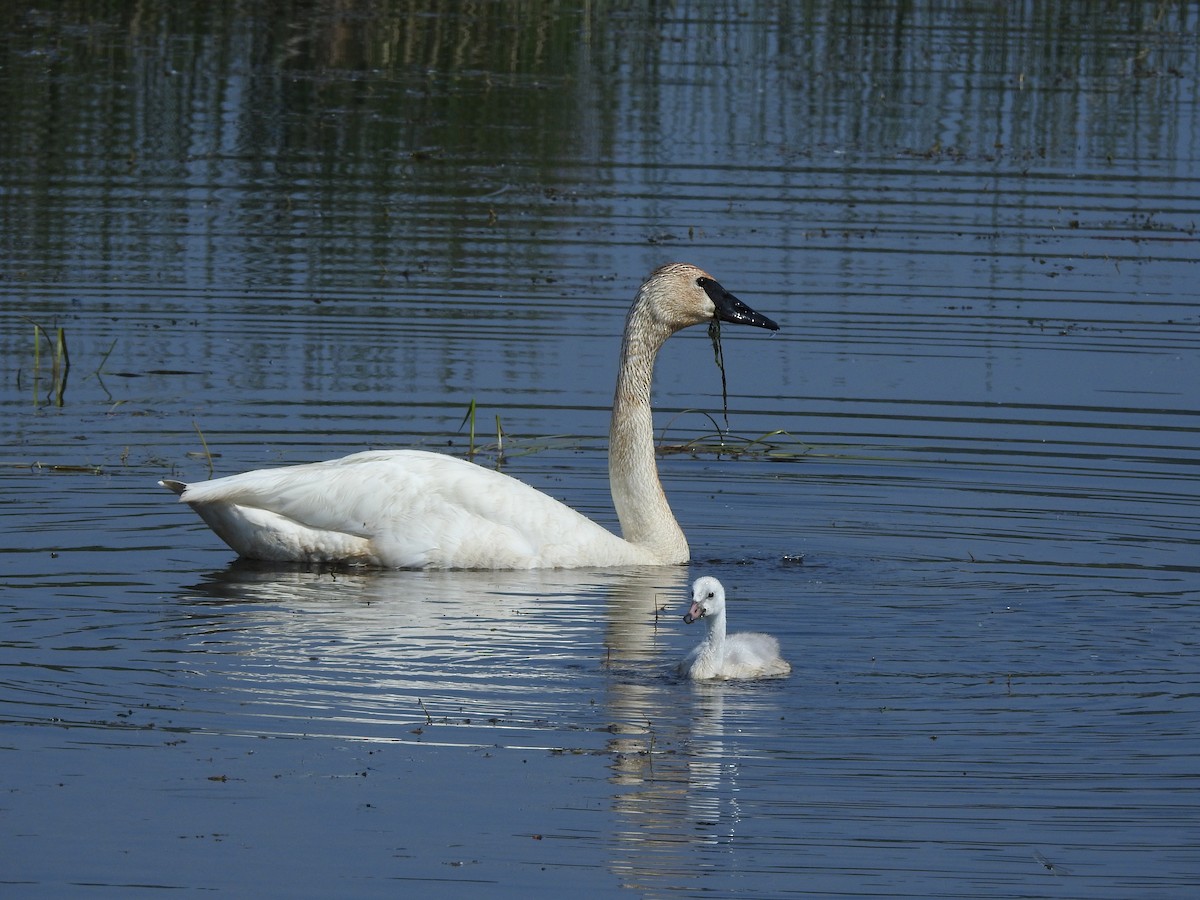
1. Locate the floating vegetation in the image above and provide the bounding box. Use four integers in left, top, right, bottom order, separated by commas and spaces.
658, 427, 814, 461
448, 430, 579, 465
443, 402, 813, 466
15, 461, 104, 475
657, 410, 813, 461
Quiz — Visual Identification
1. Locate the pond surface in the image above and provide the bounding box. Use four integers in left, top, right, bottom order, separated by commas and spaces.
2, 2, 1199, 897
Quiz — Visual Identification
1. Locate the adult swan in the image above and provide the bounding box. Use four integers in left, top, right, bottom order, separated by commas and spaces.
161, 263, 779, 569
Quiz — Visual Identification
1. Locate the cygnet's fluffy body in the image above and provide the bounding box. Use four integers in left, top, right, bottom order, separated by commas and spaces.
678, 576, 791, 680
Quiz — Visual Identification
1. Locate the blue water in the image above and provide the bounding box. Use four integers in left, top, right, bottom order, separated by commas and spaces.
2, 3, 1198, 897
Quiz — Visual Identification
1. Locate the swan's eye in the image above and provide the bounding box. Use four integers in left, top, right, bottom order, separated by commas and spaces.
706, 591, 714, 599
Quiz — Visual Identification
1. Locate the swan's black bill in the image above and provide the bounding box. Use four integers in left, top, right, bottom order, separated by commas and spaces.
699, 277, 779, 331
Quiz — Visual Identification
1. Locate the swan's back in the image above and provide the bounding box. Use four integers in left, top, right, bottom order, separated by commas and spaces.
165, 449, 656, 569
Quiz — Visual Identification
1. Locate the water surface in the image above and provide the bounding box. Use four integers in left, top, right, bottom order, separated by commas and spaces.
2, 2, 1198, 897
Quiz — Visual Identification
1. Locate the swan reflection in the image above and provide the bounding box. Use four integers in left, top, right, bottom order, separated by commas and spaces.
174, 562, 688, 744
174, 562, 787, 887
603, 590, 791, 889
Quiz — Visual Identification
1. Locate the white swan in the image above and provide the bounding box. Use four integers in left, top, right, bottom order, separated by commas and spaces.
678, 576, 791, 680
161, 263, 778, 569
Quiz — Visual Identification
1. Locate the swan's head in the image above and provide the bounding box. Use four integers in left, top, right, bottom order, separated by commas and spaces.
683, 575, 727, 624
642, 263, 779, 333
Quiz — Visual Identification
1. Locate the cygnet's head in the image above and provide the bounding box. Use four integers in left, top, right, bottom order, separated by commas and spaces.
683, 576, 727, 624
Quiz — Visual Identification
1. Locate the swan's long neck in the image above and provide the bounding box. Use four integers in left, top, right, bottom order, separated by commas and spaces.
608, 298, 689, 564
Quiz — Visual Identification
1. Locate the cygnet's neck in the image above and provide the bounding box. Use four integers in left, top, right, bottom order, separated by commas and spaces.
608, 298, 689, 563
702, 608, 727, 649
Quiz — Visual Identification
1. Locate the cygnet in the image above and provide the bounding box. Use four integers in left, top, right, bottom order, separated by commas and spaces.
679, 576, 791, 680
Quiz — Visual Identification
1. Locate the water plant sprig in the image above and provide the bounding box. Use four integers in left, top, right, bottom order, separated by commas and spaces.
458, 399, 507, 465
459, 398, 478, 456
191, 420, 215, 478
21, 317, 70, 407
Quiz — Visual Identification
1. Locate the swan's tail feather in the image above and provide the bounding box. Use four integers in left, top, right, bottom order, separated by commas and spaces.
160, 479, 187, 497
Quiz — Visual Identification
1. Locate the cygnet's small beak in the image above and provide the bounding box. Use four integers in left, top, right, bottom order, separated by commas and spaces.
699, 277, 779, 331
682, 601, 705, 624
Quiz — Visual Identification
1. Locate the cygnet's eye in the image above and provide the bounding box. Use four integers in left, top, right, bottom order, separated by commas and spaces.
706, 591, 715, 599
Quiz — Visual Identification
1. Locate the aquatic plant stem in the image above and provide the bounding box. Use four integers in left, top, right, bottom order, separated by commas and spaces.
192, 420, 215, 479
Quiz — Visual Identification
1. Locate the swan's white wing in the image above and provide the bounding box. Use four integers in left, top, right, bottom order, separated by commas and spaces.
167, 449, 649, 569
